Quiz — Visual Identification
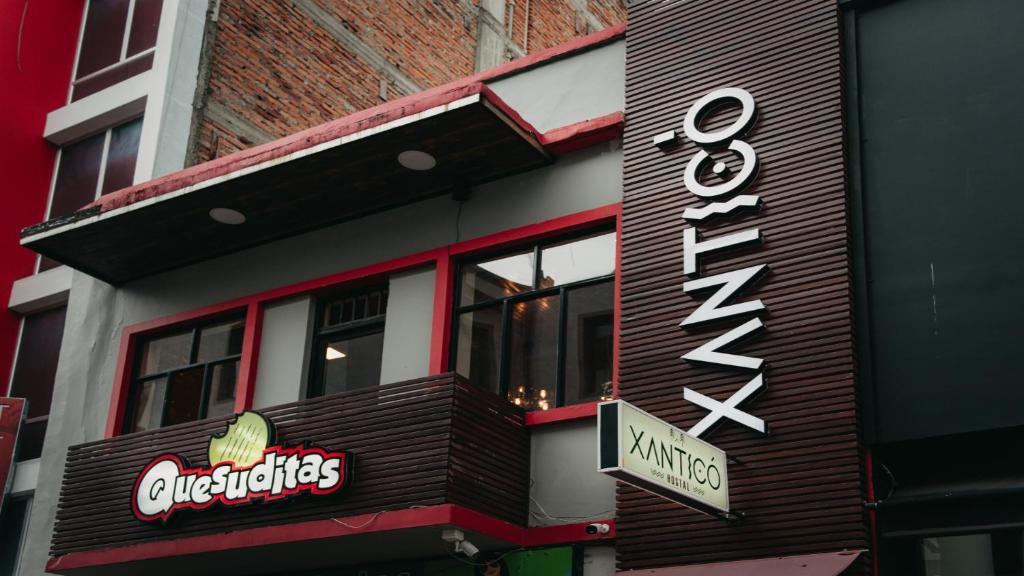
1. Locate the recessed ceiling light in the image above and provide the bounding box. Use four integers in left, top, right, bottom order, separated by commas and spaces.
325, 346, 347, 360
397, 150, 436, 171
209, 207, 246, 225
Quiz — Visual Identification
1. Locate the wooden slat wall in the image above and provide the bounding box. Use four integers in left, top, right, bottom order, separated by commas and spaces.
618, 0, 869, 571
50, 373, 529, 557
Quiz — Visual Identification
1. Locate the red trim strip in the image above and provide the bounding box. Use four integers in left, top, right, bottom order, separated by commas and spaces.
525, 402, 598, 426
429, 248, 454, 374
541, 112, 624, 156
866, 449, 880, 576
44, 504, 614, 572
235, 302, 263, 412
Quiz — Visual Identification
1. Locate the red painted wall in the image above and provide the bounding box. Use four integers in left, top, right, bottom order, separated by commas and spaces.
0, 0, 84, 389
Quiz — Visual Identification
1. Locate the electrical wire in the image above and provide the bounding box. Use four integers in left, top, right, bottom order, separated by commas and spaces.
331, 510, 384, 529
329, 504, 427, 529
529, 495, 613, 522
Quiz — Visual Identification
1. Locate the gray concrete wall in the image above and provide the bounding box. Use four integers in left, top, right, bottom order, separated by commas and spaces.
529, 419, 616, 527
18, 43, 624, 575
380, 267, 436, 385
487, 40, 625, 132
583, 546, 616, 576
252, 296, 314, 408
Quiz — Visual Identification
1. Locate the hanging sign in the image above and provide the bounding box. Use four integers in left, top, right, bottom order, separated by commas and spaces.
0, 397, 26, 511
598, 400, 730, 517
132, 411, 352, 523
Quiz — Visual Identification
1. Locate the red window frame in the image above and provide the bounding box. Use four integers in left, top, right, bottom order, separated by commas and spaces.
105, 203, 621, 437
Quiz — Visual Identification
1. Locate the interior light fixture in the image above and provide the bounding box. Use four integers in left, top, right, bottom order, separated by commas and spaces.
397, 150, 436, 171
325, 346, 347, 360
209, 207, 246, 225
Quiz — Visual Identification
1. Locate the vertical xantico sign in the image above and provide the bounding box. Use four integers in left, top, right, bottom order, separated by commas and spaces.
657, 88, 770, 438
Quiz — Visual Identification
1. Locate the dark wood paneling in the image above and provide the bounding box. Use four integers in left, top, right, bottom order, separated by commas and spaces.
49, 373, 529, 557
618, 0, 868, 571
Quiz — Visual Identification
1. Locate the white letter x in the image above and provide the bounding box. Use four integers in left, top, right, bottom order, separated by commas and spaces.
684, 373, 767, 437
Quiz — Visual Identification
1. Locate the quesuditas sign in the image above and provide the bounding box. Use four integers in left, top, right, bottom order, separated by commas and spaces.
132, 411, 352, 523
598, 400, 732, 519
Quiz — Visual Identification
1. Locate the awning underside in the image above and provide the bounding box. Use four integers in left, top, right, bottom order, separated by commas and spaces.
22, 86, 549, 285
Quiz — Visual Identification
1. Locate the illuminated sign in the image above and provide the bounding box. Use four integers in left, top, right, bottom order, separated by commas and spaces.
598, 400, 730, 517
132, 411, 352, 522
654, 87, 771, 438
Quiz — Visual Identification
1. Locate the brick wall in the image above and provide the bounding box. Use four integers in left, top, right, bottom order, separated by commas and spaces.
188, 0, 625, 164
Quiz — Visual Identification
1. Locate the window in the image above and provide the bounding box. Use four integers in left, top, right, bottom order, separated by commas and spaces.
71, 0, 163, 101
40, 117, 143, 271
124, 315, 244, 433
7, 307, 67, 461
0, 497, 31, 575
308, 289, 388, 397
453, 230, 615, 410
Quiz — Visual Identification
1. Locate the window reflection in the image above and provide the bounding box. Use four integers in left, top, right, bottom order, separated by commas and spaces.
460, 251, 535, 306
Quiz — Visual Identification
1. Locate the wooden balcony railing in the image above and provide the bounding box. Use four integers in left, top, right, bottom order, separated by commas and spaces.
50, 373, 529, 557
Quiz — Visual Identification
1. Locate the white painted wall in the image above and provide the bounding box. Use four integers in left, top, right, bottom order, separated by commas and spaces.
252, 296, 314, 408
487, 40, 625, 132
529, 420, 616, 527
381, 267, 436, 385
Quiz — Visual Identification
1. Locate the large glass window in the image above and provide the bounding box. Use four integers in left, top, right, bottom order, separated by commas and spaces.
71, 0, 163, 101
41, 118, 144, 271
453, 230, 615, 410
124, 315, 244, 433
7, 307, 67, 461
308, 289, 388, 397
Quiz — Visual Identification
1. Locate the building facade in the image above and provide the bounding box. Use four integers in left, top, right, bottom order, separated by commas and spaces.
4, 1, 1024, 576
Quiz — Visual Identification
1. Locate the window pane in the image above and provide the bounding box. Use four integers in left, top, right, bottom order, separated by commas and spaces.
17, 419, 47, 461
507, 295, 560, 410
460, 251, 535, 306
75, 0, 131, 78
196, 319, 244, 363
0, 497, 29, 574
49, 133, 105, 219
126, 0, 163, 56
323, 290, 388, 328
9, 307, 66, 420
71, 51, 154, 101
131, 377, 166, 432
163, 367, 204, 426
100, 118, 143, 195
206, 361, 238, 419
322, 332, 384, 395
539, 232, 615, 288
455, 305, 502, 395
922, 534, 995, 576
564, 282, 614, 405
138, 330, 192, 376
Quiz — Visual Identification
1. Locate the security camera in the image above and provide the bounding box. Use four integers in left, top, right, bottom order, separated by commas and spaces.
441, 528, 481, 559
456, 539, 481, 559
586, 522, 610, 535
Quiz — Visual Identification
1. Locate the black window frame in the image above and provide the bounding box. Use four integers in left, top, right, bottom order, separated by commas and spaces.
123, 313, 245, 433
450, 227, 616, 410
306, 287, 389, 399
